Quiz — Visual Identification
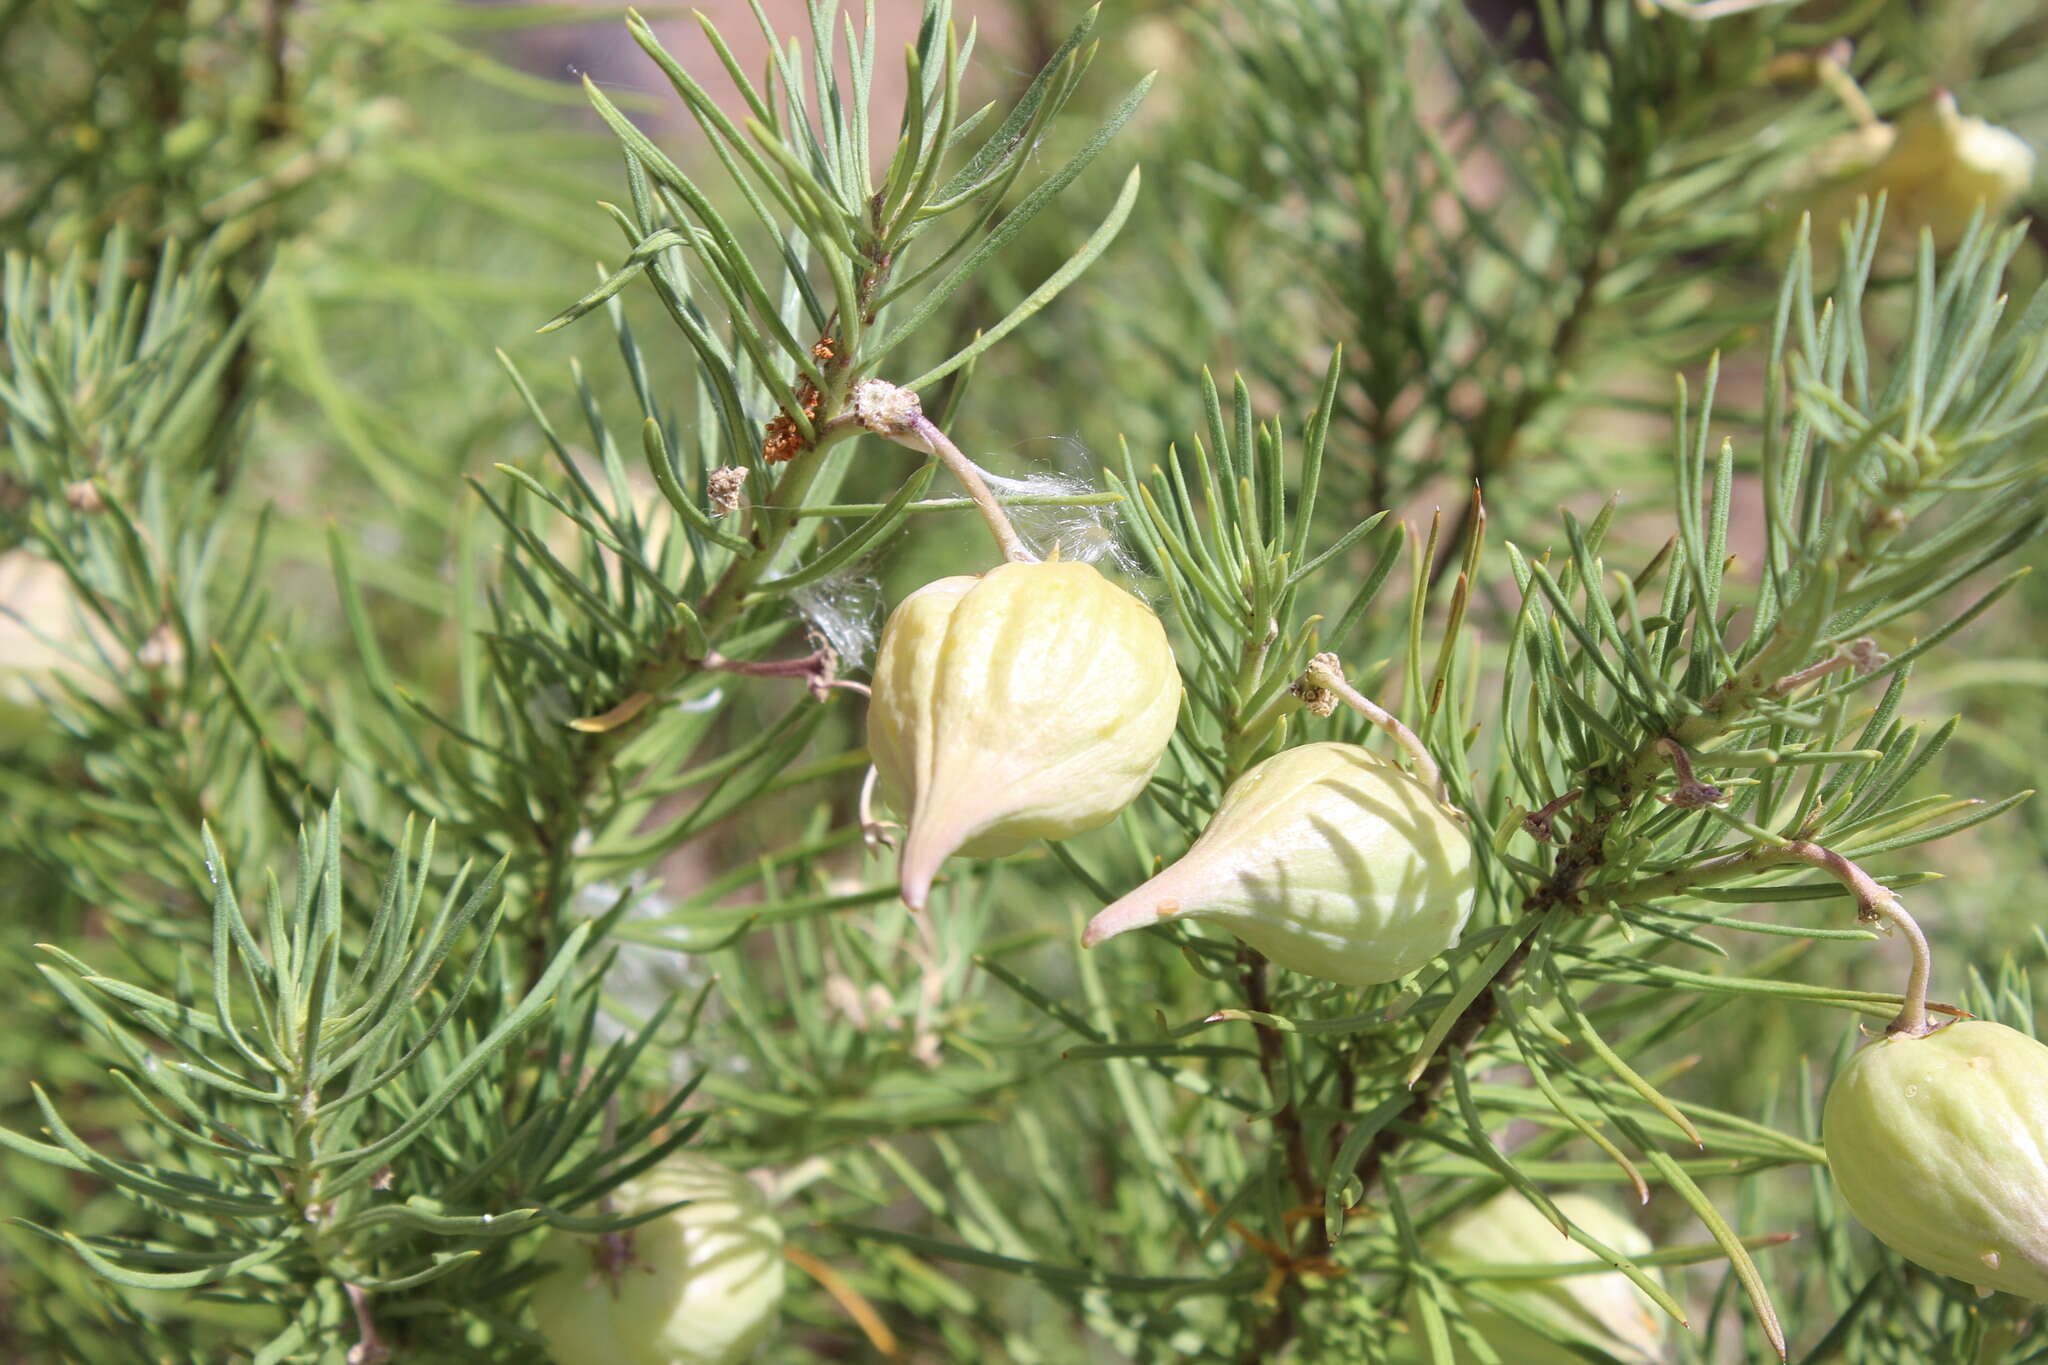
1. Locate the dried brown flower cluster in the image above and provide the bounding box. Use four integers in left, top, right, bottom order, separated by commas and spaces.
761, 336, 837, 465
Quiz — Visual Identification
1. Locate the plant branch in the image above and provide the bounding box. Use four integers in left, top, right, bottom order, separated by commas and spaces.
1239, 1281, 1304, 1365
516, 405, 875, 991
1240, 949, 1323, 1256
1428, 173, 1627, 589
1345, 653, 1832, 1201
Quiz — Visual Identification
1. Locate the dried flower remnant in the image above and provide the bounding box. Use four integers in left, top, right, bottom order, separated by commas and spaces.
1654, 739, 1723, 809
707, 466, 746, 517
851, 377, 923, 437
762, 413, 803, 466
762, 336, 837, 464
1521, 789, 1582, 844
1288, 673, 1340, 719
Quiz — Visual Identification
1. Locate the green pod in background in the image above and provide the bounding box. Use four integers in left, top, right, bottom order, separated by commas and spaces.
529, 1154, 786, 1365
1823, 1019, 2048, 1301
1412, 1190, 1669, 1365
1083, 742, 1474, 987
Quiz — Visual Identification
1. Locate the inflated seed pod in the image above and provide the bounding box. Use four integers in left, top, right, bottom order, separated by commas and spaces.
529, 1153, 785, 1365
869, 560, 1182, 910
1801, 93, 2035, 249
1414, 1191, 1669, 1365
1081, 742, 1474, 987
1822, 1019, 2048, 1301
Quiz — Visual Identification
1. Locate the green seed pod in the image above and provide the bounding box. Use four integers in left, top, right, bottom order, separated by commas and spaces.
869, 560, 1182, 910
1081, 742, 1474, 986
1822, 1019, 2048, 1301
529, 1153, 786, 1365
1414, 1191, 1669, 1365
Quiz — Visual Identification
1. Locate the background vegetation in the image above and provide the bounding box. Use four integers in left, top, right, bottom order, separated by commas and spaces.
2, 0, 2046, 1360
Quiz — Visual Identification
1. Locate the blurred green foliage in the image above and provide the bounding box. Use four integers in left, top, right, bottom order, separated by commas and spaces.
3, 1, 2047, 1361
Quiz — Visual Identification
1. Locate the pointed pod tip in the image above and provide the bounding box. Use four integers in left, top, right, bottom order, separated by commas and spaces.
1082, 889, 1183, 949
897, 815, 965, 914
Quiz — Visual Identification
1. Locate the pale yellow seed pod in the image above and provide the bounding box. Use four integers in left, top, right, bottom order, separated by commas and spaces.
869, 560, 1182, 910
1082, 742, 1474, 987
1934, 117, 2035, 237
1800, 94, 2035, 250
1880, 94, 2035, 247
529, 1154, 786, 1365
1413, 1191, 1669, 1365
1822, 1019, 2048, 1302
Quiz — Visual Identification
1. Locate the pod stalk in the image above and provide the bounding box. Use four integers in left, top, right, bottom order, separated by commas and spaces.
853, 379, 1038, 565
1813, 42, 1882, 131
1778, 840, 1935, 1037
1298, 652, 1446, 804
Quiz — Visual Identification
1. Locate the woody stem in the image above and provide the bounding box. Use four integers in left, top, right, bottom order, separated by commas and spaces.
701, 649, 832, 679
344, 1283, 389, 1365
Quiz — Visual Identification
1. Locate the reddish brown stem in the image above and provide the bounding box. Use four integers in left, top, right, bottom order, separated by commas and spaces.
1241, 949, 1324, 1260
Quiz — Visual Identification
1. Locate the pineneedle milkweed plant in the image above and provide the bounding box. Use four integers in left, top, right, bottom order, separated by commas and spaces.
2, 1, 2048, 1362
